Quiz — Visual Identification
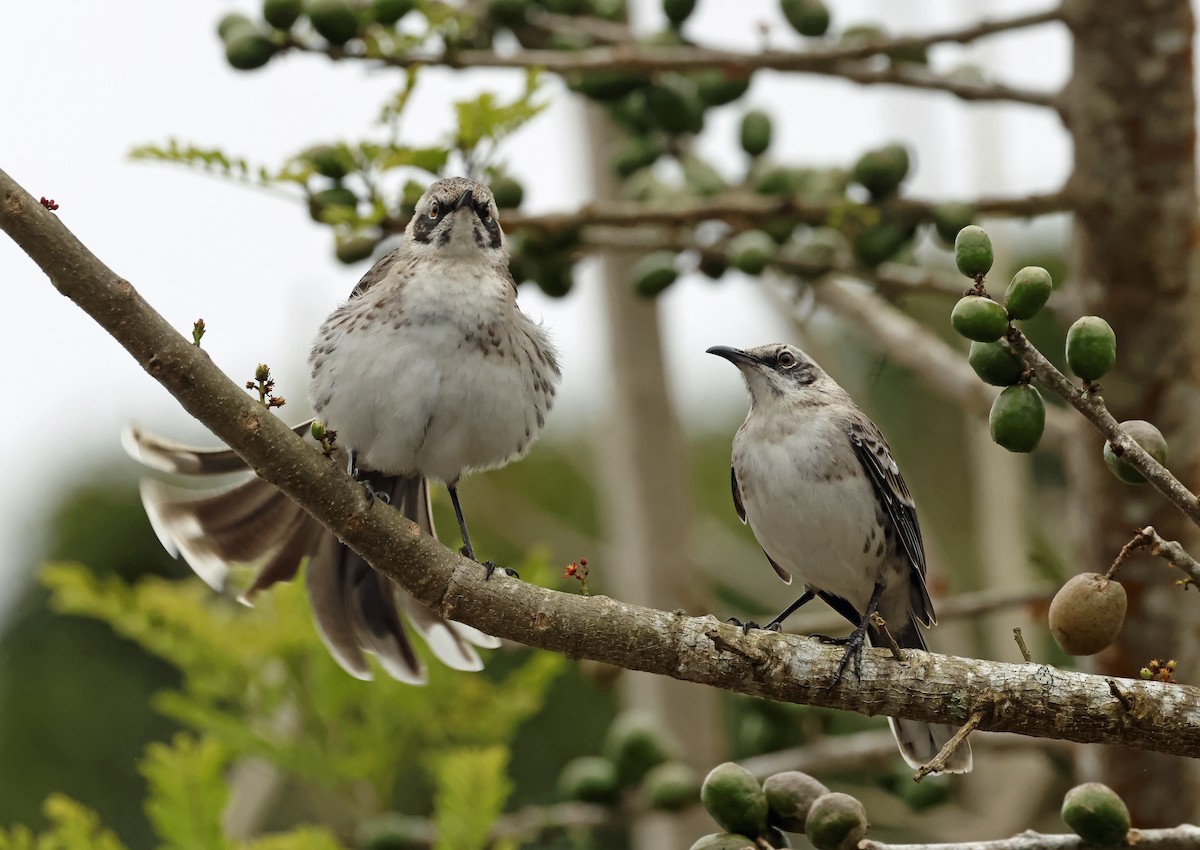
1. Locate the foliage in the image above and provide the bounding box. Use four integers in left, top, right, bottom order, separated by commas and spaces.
430, 747, 513, 850
38, 558, 566, 843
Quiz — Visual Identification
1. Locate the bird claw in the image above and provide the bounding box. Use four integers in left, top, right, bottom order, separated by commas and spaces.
356, 477, 389, 506
814, 628, 867, 686
726, 617, 782, 635
482, 560, 518, 580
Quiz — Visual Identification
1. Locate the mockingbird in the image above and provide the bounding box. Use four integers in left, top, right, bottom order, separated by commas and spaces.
708, 342, 972, 773
125, 177, 561, 683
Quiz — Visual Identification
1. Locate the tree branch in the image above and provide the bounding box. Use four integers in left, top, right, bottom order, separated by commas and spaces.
308, 8, 1064, 107
1005, 328, 1200, 529
4, 166, 1199, 760
862, 825, 1200, 850
498, 191, 1073, 238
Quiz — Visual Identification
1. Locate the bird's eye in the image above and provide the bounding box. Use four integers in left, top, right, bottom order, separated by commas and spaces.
778, 350, 797, 368
427, 202, 441, 220
480, 206, 492, 222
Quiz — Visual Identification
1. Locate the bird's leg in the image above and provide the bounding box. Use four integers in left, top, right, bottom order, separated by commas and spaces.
727, 590, 815, 634
815, 581, 885, 686
447, 484, 517, 579
347, 450, 389, 505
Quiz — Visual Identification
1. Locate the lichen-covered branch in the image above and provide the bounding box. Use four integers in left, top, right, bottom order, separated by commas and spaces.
4, 166, 1200, 759
861, 825, 1200, 850
1006, 328, 1200, 528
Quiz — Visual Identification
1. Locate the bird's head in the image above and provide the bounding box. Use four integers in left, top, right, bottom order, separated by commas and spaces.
405, 177, 505, 263
707, 343, 838, 409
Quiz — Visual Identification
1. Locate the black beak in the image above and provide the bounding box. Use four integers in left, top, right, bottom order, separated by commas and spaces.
706, 345, 758, 367
451, 187, 474, 212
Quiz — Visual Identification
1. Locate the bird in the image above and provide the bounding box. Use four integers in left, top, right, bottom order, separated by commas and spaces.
125, 177, 561, 683
707, 342, 972, 773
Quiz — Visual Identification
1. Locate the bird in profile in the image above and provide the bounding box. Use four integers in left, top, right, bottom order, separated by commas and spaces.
708, 342, 972, 773
126, 177, 561, 683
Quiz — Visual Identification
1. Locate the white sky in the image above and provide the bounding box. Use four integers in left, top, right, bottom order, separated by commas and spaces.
0, 1, 1070, 600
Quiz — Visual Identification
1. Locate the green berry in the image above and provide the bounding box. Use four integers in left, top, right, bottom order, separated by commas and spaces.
694, 70, 752, 106
1062, 783, 1131, 845
852, 144, 909, 198
224, 31, 277, 70
1004, 266, 1053, 320
681, 157, 727, 197
1066, 316, 1116, 381
218, 13, 257, 40
490, 175, 524, 209
1049, 574, 1127, 656
532, 255, 574, 298
304, 145, 354, 180
989, 384, 1045, 453
334, 231, 377, 264
1104, 420, 1167, 485
663, 0, 696, 25
558, 756, 619, 804
604, 710, 677, 785
764, 771, 829, 833
806, 792, 868, 850
689, 835, 757, 850
698, 251, 729, 280
631, 252, 679, 298
308, 186, 358, 222
370, 0, 414, 25
700, 762, 769, 839
642, 762, 699, 811
644, 81, 704, 135
968, 340, 1024, 387
781, 0, 830, 37
487, 0, 531, 26
728, 230, 776, 275
951, 295, 1008, 342
853, 219, 911, 268
566, 70, 650, 102
612, 137, 663, 178
306, 0, 360, 45
263, 0, 303, 29
739, 110, 773, 157
931, 202, 974, 247
954, 225, 993, 277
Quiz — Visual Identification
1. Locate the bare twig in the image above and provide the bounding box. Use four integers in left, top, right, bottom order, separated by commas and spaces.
1107, 679, 1135, 713
1013, 628, 1032, 663
1116, 526, 1200, 588
862, 826, 1200, 850
1005, 328, 1200, 529
915, 709, 985, 781
7, 166, 1200, 759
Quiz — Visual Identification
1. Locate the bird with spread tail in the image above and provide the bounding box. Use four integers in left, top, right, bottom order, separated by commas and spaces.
126, 177, 561, 683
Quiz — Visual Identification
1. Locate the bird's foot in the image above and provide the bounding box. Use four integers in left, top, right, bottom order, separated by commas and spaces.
459, 547, 518, 581
727, 617, 782, 635
351, 469, 390, 506
813, 628, 867, 686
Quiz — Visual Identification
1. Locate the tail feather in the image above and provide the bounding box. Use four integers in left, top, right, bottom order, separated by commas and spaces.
885, 619, 973, 774
125, 423, 501, 683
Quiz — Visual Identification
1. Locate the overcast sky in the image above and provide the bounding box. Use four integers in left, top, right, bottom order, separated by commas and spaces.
0, 0, 1070, 607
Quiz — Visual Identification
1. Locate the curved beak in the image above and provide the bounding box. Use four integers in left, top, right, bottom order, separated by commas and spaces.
451, 187, 474, 212
706, 345, 758, 367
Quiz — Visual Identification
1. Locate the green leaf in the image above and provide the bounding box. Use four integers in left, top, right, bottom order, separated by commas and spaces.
452, 70, 546, 154
0, 795, 129, 850
238, 827, 344, 850
430, 747, 512, 850
140, 735, 230, 850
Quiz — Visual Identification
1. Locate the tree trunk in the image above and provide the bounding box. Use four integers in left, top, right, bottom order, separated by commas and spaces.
1064, 0, 1200, 823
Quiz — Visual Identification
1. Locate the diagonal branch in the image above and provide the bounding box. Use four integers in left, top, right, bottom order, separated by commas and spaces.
4, 166, 1199, 760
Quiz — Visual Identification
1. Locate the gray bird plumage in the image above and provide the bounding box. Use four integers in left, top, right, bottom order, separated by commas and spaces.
709, 342, 972, 774
126, 177, 561, 682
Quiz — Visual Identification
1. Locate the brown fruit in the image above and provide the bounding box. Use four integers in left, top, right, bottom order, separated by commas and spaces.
1048, 573, 1127, 656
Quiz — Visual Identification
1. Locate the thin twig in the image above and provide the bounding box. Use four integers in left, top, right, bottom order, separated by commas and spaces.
1137, 526, 1200, 588
915, 709, 985, 781
1107, 679, 1135, 713
1013, 628, 1032, 663
1005, 328, 1200, 529
862, 825, 1200, 850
